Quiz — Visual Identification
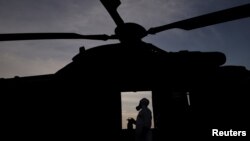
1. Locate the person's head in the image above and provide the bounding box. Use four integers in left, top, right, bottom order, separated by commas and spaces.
136, 98, 150, 111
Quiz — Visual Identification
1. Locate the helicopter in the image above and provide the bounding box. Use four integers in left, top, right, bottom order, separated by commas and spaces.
1, 0, 250, 139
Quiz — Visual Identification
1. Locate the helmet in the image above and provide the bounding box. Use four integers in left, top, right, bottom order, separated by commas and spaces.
136, 98, 150, 111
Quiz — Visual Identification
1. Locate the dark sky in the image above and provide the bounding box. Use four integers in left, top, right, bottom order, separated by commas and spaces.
0, 0, 250, 78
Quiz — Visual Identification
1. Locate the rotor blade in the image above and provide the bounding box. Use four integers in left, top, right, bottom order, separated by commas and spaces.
0, 33, 118, 41
100, 0, 124, 26
148, 3, 250, 34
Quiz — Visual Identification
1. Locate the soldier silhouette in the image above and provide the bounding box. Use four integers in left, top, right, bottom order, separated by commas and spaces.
130, 98, 152, 141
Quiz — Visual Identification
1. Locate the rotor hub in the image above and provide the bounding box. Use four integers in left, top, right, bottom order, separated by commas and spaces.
115, 23, 147, 43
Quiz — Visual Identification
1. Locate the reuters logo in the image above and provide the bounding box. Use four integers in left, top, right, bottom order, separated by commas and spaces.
212, 129, 246, 136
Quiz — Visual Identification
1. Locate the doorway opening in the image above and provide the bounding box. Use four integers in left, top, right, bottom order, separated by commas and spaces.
121, 91, 154, 129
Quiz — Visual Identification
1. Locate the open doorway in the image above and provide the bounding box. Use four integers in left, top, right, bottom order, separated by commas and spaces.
121, 91, 154, 129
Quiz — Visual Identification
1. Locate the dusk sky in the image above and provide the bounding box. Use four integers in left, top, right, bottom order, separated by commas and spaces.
0, 0, 250, 78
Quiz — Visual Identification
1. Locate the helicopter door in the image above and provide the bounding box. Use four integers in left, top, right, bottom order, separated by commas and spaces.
121, 91, 154, 129
120, 91, 155, 141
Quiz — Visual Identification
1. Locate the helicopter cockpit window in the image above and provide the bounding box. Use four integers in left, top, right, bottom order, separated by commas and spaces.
121, 91, 154, 129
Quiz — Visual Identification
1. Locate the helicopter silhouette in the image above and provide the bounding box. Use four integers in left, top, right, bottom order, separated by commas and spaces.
0, 0, 250, 139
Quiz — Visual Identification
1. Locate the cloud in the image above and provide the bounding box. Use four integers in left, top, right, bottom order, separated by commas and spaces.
0, 51, 68, 78
0, 0, 102, 33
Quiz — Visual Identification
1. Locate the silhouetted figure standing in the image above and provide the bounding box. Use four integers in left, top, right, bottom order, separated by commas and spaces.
132, 98, 152, 141
126, 118, 136, 141
127, 118, 136, 130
